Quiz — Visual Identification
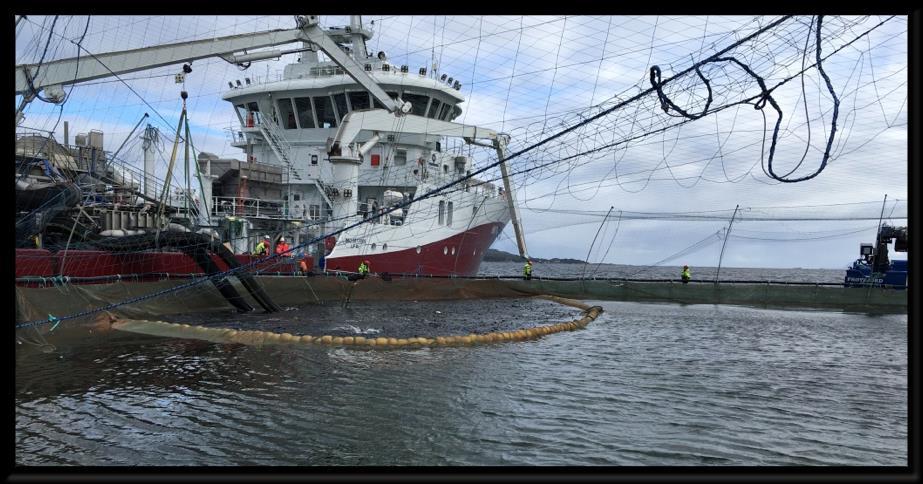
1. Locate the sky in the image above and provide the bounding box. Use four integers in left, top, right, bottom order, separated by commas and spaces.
15, 15, 909, 269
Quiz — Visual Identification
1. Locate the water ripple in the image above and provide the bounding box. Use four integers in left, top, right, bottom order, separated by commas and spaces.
16, 300, 906, 465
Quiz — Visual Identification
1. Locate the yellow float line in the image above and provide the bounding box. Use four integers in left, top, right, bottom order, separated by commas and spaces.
110, 296, 603, 349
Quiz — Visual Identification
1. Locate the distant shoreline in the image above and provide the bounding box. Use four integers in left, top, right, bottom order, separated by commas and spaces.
482, 248, 586, 264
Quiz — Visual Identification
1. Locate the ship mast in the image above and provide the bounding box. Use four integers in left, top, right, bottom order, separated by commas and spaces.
350, 15, 368, 61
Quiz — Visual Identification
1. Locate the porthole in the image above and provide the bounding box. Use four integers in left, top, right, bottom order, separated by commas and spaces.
451, 247, 456, 255
443, 246, 448, 255
383, 243, 388, 251
371, 243, 377, 250
491, 226, 498, 234
416, 246, 422, 254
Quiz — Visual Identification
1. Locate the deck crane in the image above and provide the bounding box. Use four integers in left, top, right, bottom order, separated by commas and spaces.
15, 16, 407, 124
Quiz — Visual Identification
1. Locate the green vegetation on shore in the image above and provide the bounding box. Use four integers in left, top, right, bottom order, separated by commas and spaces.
482, 248, 586, 264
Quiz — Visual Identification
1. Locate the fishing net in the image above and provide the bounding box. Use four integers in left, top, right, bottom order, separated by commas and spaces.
106, 296, 603, 349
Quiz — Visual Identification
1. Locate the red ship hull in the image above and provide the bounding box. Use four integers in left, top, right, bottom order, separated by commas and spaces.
14, 221, 505, 284
14, 249, 299, 285
324, 221, 506, 277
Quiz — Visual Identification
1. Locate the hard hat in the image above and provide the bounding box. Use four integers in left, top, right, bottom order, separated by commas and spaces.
280, 237, 285, 242
264, 235, 270, 240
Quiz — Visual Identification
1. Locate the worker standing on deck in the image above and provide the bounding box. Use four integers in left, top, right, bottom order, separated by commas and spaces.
358, 260, 370, 278
681, 265, 691, 284
254, 235, 270, 256
523, 260, 533, 280
275, 237, 291, 256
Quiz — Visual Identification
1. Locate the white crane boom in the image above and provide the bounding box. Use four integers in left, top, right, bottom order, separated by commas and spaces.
16, 29, 302, 95
15, 16, 405, 115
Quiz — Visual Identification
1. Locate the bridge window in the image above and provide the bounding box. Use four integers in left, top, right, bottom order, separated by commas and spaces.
447, 201, 453, 227
295, 98, 316, 129
333, 93, 349, 122
373, 91, 400, 110
402, 92, 430, 117
438, 102, 453, 121
438, 200, 445, 225
278, 98, 297, 129
427, 98, 442, 119
313, 96, 337, 128
348, 91, 371, 111
246, 102, 262, 125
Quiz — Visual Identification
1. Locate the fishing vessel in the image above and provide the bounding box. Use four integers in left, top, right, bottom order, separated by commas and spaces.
15, 15, 528, 284
844, 224, 908, 289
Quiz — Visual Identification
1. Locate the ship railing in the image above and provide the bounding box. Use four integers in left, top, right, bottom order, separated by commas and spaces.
212, 195, 302, 221
356, 202, 405, 226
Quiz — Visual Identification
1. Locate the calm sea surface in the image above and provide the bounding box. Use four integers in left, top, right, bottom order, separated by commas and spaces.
15, 263, 907, 466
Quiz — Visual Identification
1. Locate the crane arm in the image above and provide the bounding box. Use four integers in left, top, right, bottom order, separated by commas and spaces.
16, 28, 305, 96
297, 16, 408, 114
16, 16, 408, 116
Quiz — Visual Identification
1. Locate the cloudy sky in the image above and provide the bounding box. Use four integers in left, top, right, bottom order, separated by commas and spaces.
16, 15, 908, 269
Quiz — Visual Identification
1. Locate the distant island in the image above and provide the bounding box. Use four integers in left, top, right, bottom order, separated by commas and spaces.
482, 248, 586, 264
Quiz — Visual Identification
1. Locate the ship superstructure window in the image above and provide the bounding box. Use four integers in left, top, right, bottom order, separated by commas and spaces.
309, 204, 321, 220
427, 98, 442, 119
394, 149, 407, 166
402, 93, 429, 117
447, 202, 453, 227
348, 91, 371, 111
438, 102, 453, 121
295, 98, 316, 129
438, 200, 445, 225
246, 102, 261, 125
235, 104, 247, 123
373, 91, 400, 110
333, 93, 349, 122
278, 98, 297, 129
313, 96, 337, 128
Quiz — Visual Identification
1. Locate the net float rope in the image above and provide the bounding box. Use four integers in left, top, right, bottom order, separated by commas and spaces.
109, 296, 603, 348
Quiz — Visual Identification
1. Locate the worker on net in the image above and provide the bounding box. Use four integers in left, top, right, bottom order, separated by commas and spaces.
523, 260, 533, 280
254, 235, 271, 256
681, 265, 691, 284
358, 260, 371, 278
275, 237, 291, 256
